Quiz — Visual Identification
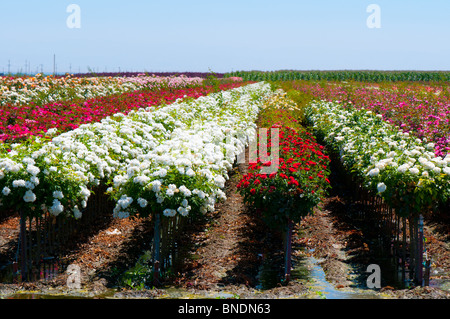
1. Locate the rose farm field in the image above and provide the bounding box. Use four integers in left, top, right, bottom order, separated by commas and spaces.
0, 71, 449, 300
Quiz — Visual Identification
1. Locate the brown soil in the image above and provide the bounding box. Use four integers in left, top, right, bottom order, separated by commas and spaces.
0, 150, 449, 299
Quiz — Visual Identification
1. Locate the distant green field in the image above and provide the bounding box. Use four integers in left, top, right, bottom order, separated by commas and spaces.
226, 70, 450, 82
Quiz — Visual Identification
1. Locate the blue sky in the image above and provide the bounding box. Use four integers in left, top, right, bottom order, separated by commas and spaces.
1, 0, 449, 74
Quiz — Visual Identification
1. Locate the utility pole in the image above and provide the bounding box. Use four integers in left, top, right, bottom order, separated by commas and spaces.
8, 60, 11, 75
53, 54, 56, 75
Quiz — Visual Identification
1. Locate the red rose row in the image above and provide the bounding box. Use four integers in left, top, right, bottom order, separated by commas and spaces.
237, 125, 331, 226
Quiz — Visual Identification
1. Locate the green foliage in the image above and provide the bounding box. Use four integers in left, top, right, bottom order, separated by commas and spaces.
225, 70, 450, 83
119, 250, 154, 290
203, 69, 221, 92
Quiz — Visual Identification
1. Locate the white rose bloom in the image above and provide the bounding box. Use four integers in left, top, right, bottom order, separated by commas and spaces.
112, 174, 126, 187
179, 185, 191, 197
26, 164, 40, 176
117, 195, 133, 209
418, 157, 428, 165
133, 175, 150, 186
157, 168, 168, 178
163, 208, 176, 217
193, 189, 206, 199
49, 199, 64, 216
11, 164, 22, 173
185, 168, 195, 177
2, 186, 11, 196
177, 206, 190, 216
80, 186, 91, 198
150, 180, 162, 193
214, 175, 226, 188
24, 181, 35, 190
46, 128, 58, 135
433, 167, 441, 174
386, 151, 397, 158
444, 155, 450, 164
137, 197, 148, 208
30, 176, 39, 185
397, 164, 410, 174
22, 157, 35, 165
12, 180, 26, 188
377, 183, 387, 193
166, 188, 175, 197
216, 189, 227, 200
53, 190, 64, 199
23, 190, 37, 202
73, 206, 82, 219
367, 168, 380, 177
423, 161, 436, 171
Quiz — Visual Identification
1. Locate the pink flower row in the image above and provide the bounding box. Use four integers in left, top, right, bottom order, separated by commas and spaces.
293, 81, 450, 157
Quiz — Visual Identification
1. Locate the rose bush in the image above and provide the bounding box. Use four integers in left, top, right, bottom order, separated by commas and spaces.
0, 83, 243, 144
291, 81, 450, 157
237, 92, 331, 228
0, 73, 205, 107
305, 100, 450, 217
0, 82, 274, 220
110, 82, 274, 219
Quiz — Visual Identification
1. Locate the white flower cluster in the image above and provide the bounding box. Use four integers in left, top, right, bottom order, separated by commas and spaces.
0, 147, 92, 219
0, 82, 274, 220
306, 101, 450, 209
112, 82, 274, 218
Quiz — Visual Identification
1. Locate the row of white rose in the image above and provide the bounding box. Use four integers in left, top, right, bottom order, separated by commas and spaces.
0, 75, 203, 106
305, 101, 450, 215
0, 82, 274, 220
